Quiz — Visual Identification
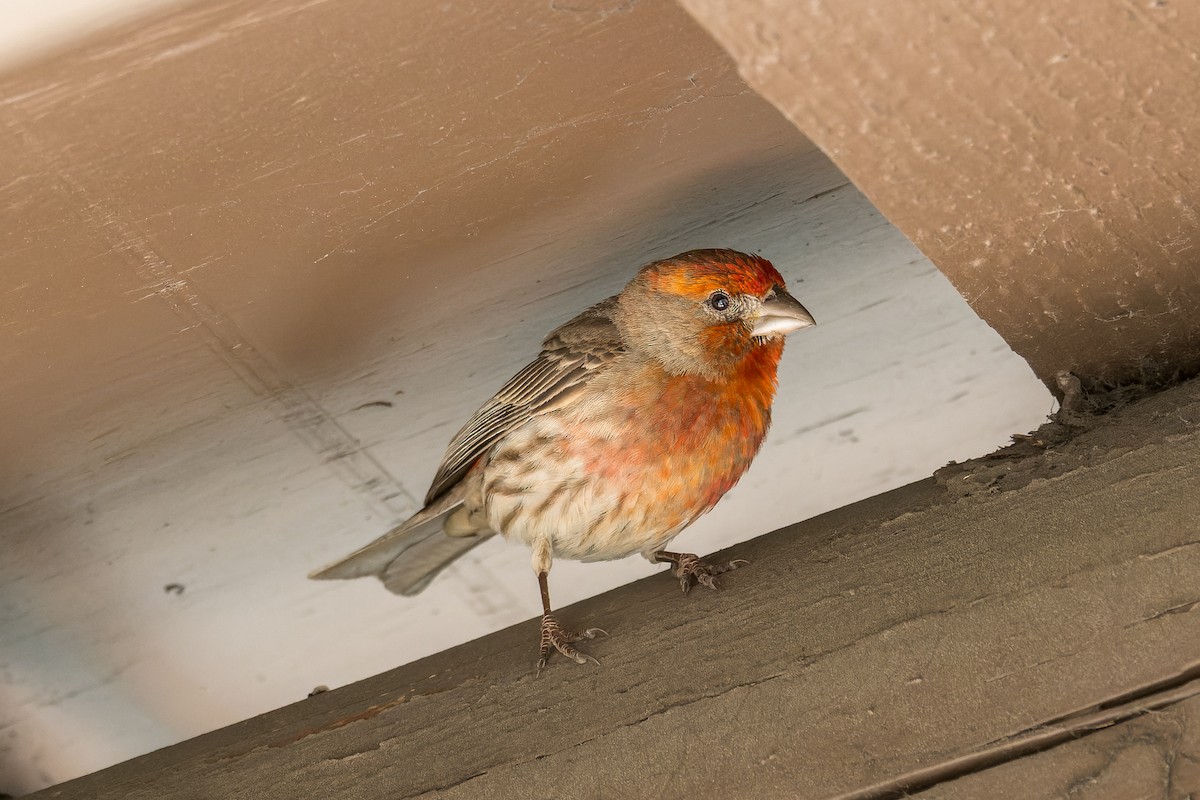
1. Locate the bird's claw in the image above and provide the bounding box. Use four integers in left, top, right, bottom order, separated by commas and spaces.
671, 554, 748, 594
537, 614, 606, 675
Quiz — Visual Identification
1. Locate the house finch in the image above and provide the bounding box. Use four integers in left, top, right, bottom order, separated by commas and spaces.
312, 249, 815, 669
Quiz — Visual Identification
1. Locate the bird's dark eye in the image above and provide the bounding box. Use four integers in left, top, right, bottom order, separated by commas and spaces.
708, 291, 731, 312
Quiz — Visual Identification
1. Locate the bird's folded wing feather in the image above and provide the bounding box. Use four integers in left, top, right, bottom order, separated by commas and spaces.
309, 296, 625, 590
423, 295, 624, 504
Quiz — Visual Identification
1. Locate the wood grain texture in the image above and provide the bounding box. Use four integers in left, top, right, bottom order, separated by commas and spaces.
679, 0, 1200, 391
27, 377, 1200, 800
919, 695, 1200, 799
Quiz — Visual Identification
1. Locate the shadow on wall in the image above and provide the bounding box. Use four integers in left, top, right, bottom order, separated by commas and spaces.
272, 144, 842, 385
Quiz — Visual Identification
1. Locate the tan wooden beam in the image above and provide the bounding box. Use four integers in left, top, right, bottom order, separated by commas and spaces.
679, 0, 1200, 391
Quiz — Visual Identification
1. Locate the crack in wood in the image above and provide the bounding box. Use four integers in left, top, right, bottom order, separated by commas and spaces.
826, 662, 1200, 800
1137, 598, 1200, 624
412, 769, 489, 797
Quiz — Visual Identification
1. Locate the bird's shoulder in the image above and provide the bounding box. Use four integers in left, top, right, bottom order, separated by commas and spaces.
539, 295, 624, 358
423, 295, 624, 505
493, 294, 625, 406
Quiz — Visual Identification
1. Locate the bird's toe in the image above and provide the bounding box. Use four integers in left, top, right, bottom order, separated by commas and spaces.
537, 613, 604, 674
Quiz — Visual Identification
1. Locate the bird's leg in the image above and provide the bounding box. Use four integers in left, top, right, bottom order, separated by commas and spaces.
536, 570, 606, 674
653, 550, 749, 594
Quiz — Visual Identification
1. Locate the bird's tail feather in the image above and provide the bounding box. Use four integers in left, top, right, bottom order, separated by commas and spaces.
309, 484, 493, 596
381, 531, 492, 596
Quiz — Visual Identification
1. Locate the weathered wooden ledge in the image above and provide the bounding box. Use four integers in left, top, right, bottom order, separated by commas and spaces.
33, 379, 1200, 799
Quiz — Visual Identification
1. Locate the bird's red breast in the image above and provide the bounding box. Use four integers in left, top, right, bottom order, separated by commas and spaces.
563, 337, 783, 538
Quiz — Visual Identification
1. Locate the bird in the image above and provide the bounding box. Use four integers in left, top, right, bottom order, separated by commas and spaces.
311, 249, 815, 670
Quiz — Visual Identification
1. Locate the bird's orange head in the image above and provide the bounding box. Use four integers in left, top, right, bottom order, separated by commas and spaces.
612, 249, 815, 380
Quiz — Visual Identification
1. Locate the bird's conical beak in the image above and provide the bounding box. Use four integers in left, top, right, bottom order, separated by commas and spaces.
751, 286, 816, 338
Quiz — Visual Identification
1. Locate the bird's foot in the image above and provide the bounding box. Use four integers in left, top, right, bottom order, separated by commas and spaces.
537, 614, 607, 675
657, 552, 749, 594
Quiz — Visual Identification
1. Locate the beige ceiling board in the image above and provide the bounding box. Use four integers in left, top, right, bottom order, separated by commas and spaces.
681, 0, 1200, 390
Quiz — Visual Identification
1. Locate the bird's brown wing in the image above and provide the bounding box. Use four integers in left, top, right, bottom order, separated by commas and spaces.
424, 296, 624, 505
